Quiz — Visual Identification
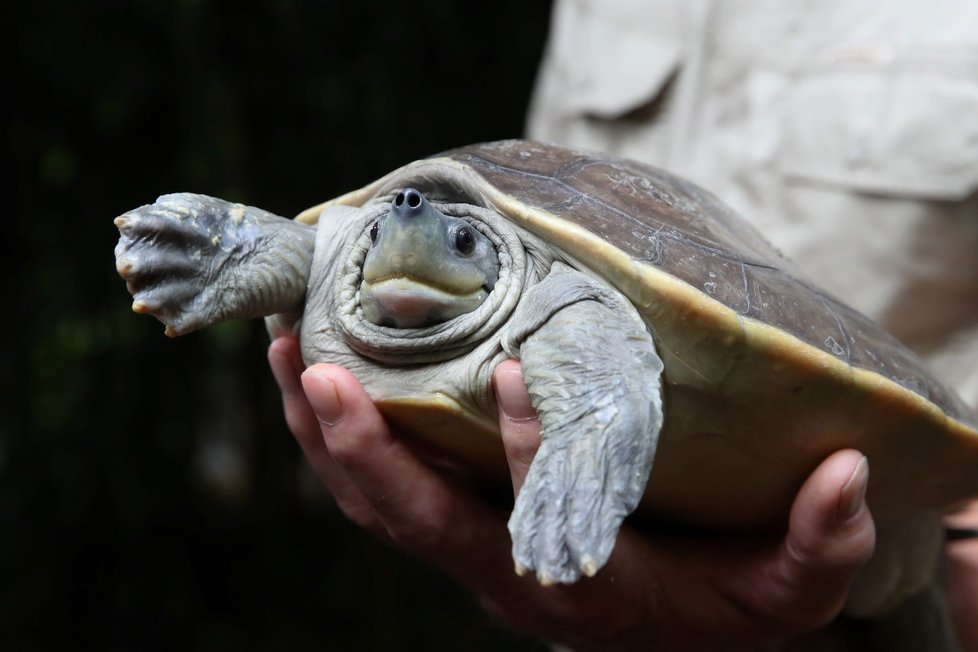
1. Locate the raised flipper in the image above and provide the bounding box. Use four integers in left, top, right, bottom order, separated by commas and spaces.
114, 193, 316, 336
501, 262, 664, 584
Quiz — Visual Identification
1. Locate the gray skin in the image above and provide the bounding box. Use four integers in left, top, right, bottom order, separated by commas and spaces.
115, 188, 664, 585
360, 188, 500, 328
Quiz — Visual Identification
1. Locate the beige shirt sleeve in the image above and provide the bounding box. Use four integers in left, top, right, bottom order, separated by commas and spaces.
528, 0, 978, 409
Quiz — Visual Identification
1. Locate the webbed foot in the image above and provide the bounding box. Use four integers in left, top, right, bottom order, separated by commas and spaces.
509, 432, 639, 584
114, 193, 314, 335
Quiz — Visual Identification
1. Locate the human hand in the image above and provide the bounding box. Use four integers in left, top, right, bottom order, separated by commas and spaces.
948, 502, 978, 651
268, 336, 876, 651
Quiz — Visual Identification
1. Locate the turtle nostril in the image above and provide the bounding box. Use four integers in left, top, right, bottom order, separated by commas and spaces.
392, 189, 426, 216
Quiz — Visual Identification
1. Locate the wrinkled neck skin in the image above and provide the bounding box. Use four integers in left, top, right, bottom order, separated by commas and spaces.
299, 195, 558, 418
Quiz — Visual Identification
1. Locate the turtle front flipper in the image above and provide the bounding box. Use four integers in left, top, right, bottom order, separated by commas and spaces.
114, 193, 316, 336
501, 262, 664, 584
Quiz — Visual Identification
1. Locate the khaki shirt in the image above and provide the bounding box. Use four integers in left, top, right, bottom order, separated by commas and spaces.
528, 0, 978, 410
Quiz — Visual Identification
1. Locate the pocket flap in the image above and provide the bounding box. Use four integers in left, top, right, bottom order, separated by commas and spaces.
778, 64, 978, 200
548, 1, 682, 120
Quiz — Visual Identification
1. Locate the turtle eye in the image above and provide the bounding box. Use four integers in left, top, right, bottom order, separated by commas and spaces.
369, 221, 379, 243
454, 225, 476, 255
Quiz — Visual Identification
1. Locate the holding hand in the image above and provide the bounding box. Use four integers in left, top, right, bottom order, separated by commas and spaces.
268, 336, 875, 651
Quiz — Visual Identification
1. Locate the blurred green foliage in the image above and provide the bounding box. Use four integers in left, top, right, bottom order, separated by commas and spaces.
7, 1, 552, 649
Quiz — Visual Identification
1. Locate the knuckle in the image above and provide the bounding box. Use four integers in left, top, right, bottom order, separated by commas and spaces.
387, 492, 458, 554
739, 574, 845, 639
287, 417, 321, 451
323, 429, 369, 468
501, 428, 538, 467
335, 497, 380, 532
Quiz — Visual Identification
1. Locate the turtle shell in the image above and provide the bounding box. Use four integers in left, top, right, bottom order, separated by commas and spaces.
298, 140, 978, 530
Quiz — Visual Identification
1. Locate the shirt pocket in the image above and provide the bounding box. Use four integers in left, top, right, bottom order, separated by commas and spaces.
544, 0, 682, 120
773, 52, 978, 201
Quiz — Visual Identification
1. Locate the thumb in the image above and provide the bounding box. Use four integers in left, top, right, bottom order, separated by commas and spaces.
493, 360, 541, 496
753, 450, 877, 632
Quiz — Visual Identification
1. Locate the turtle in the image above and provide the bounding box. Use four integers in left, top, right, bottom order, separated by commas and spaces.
114, 139, 978, 623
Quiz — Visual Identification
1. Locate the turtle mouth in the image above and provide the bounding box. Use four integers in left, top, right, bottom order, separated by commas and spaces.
363, 271, 485, 297
360, 275, 491, 328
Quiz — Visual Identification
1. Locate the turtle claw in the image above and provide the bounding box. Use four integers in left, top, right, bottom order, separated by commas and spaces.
581, 556, 599, 578
131, 298, 155, 314
117, 247, 199, 284
116, 256, 135, 277
114, 202, 208, 246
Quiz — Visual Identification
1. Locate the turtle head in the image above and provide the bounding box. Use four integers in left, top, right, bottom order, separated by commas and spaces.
359, 188, 499, 328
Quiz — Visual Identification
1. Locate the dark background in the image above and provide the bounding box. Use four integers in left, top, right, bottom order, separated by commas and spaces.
8, 2, 553, 649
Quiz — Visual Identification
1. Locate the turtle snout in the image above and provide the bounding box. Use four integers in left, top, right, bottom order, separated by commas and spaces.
391, 188, 427, 219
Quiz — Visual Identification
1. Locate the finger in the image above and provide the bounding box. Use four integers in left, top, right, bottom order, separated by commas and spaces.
949, 538, 978, 652
752, 449, 877, 631
268, 337, 318, 454
268, 339, 382, 535
493, 360, 541, 495
947, 500, 978, 652
945, 499, 978, 531
303, 364, 514, 574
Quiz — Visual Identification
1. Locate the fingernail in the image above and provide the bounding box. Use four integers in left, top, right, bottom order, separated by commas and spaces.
838, 456, 869, 522
495, 367, 536, 422
303, 369, 343, 426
